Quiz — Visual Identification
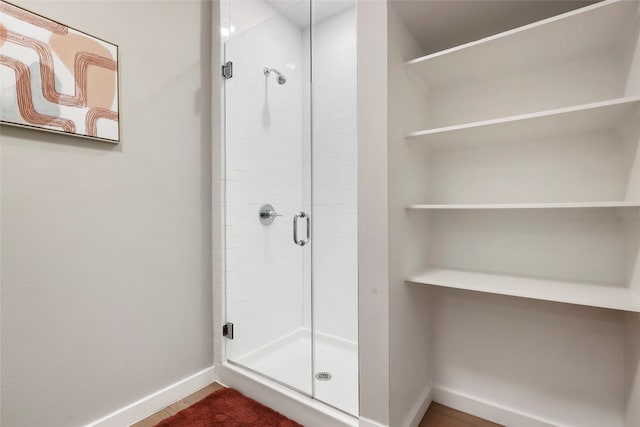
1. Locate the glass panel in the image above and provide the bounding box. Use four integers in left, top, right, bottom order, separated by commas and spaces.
223, 0, 359, 415
311, 0, 359, 416
223, 0, 312, 395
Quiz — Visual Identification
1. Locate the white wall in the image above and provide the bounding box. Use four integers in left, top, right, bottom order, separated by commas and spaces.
223, 9, 307, 360
430, 290, 627, 427
425, 51, 624, 129
387, 5, 433, 427
357, 1, 390, 425
0, 1, 213, 426
626, 312, 640, 426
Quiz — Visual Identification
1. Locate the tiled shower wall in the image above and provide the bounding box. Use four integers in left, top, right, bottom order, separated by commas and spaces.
224, 9, 307, 359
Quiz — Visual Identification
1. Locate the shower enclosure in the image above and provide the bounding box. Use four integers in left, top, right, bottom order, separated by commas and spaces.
220, 0, 358, 417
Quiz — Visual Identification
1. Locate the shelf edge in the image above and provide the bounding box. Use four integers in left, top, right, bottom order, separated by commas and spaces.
406, 97, 640, 140
406, 202, 640, 210
406, 270, 640, 312
404, 0, 625, 68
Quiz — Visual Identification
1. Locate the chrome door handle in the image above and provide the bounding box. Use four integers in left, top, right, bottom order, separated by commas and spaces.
293, 212, 310, 246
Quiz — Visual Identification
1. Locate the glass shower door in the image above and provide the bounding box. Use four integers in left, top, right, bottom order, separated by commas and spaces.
310, 0, 359, 416
223, 2, 313, 396
222, 0, 358, 416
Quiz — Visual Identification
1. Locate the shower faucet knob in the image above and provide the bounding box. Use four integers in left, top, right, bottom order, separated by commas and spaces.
259, 204, 282, 225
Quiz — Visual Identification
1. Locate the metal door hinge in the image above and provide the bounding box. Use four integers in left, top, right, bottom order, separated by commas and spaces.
223, 322, 234, 339
222, 61, 233, 79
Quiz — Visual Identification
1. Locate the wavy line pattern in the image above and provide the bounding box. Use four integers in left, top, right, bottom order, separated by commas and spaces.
0, 54, 76, 132
85, 107, 118, 137
0, 2, 68, 35
0, 3, 118, 141
0, 23, 7, 47
5, 29, 116, 107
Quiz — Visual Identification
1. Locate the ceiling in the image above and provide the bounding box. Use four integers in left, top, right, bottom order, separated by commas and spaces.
266, 0, 354, 29
391, 0, 599, 54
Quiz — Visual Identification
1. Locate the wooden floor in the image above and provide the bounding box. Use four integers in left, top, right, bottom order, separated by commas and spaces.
131, 383, 224, 427
419, 402, 502, 427
132, 382, 501, 427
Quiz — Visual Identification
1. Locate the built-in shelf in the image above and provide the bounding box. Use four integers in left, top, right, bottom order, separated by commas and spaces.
395, 0, 640, 421
406, 267, 640, 312
406, 97, 640, 147
404, 0, 636, 89
402, 0, 640, 317
407, 201, 640, 210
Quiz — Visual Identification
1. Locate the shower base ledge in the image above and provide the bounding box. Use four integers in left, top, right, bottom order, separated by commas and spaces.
216, 362, 357, 427
234, 328, 359, 415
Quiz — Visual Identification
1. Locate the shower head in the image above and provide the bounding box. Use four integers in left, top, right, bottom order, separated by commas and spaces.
264, 67, 286, 85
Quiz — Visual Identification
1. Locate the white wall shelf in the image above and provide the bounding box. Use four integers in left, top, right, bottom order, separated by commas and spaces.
406, 267, 640, 313
404, 0, 636, 89
406, 97, 640, 148
407, 201, 640, 210
394, 0, 640, 424
401, 0, 640, 317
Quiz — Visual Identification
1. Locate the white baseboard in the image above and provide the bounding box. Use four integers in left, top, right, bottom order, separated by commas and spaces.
362, 385, 431, 427
85, 366, 217, 427
432, 387, 557, 427
82, 369, 560, 427
359, 417, 388, 427
404, 386, 433, 427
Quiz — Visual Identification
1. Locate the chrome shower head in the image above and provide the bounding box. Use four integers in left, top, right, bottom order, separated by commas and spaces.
264, 67, 286, 85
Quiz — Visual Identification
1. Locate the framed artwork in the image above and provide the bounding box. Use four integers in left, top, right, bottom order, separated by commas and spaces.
0, 1, 119, 143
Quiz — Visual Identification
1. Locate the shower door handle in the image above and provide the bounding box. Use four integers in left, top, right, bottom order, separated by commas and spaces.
293, 212, 310, 246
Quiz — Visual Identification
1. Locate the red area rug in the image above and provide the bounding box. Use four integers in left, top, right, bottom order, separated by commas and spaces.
154, 388, 303, 427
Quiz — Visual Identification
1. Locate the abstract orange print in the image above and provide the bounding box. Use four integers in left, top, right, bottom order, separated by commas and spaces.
0, 1, 119, 142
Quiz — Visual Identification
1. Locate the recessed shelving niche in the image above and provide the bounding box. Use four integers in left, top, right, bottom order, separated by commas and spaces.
392, 0, 640, 425
403, 0, 640, 313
